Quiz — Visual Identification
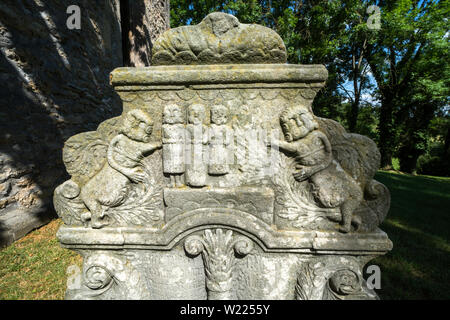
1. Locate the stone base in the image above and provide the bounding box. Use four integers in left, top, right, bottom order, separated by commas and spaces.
58, 213, 392, 300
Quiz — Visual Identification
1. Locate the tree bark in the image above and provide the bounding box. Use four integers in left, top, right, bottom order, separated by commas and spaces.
120, 0, 170, 67
378, 92, 395, 169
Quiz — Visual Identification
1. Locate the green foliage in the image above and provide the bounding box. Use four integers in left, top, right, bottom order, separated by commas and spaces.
417, 141, 450, 177
168, 0, 449, 175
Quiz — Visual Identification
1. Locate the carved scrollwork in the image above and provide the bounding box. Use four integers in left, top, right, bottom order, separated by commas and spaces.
54, 180, 89, 226
323, 269, 363, 299
84, 265, 114, 291
295, 259, 377, 300
65, 252, 150, 300
184, 229, 253, 300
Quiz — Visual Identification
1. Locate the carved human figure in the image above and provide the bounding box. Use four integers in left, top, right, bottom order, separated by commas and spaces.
80, 110, 162, 228
208, 105, 233, 175
162, 104, 185, 187
270, 107, 362, 232
185, 104, 208, 187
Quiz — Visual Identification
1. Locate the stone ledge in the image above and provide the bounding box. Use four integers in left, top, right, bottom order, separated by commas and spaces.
57, 212, 392, 254
110, 64, 328, 87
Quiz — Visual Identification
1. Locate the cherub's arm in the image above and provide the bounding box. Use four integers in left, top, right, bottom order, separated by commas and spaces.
141, 141, 162, 155
293, 132, 332, 181
107, 135, 134, 174
107, 135, 145, 182
269, 139, 298, 154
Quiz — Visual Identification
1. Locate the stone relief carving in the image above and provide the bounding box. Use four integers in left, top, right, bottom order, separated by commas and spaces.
270, 105, 390, 232
270, 105, 363, 233
185, 104, 209, 187
55, 110, 164, 229
295, 259, 377, 300
152, 12, 287, 65
163, 187, 274, 224
208, 105, 233, 176
162, 104, 186, 187
55, 12, 392, 300
66, 252, 150, 300
184, 229, 254, 300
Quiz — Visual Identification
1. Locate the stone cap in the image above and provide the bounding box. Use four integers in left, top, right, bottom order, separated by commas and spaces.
152, 12, 287, 65
110, 64, 328, 87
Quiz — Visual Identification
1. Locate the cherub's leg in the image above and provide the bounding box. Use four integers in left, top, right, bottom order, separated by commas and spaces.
351, 214, 362, 231
84, 198, 109, 229
339, 200, 354, 233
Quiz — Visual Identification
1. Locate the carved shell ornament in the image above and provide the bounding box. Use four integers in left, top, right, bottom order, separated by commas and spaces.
152, 12, 287, 65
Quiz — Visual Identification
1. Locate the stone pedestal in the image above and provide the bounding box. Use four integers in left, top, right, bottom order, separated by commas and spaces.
54, 12, 392, 300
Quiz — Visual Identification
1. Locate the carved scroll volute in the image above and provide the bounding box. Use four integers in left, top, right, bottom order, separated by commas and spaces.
184, 229, 253, 300
295, 262, 377, 300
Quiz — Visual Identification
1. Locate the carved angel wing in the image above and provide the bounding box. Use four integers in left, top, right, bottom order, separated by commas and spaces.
316, 118, 380, 188
62, 117, 121, 185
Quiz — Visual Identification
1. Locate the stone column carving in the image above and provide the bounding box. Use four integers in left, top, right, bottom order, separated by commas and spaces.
184, 229, 253, 300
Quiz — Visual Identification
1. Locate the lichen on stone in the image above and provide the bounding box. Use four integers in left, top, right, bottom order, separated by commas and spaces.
152, 12, 287, 65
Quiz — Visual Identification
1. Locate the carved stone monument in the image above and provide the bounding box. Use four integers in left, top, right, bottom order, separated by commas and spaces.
55, 12, 392, 300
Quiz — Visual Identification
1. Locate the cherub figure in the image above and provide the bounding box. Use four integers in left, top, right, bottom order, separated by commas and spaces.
270, 107, 362, 232
185, 104, 208, 187
162, 104, 185, 187
208, 105, 233, 175
80, 110, 162, 228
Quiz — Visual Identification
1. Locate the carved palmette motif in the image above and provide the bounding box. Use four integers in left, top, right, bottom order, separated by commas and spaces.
184, 229, 253, 300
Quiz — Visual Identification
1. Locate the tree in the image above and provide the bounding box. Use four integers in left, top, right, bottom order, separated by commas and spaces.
366, 0, 449, 168
121, 0, 170, 66
168, 0, 449, 173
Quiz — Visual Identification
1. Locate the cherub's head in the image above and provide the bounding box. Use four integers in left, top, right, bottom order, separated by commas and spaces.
163, 104, 184, 124
188, 104, 205, 125
122, 109, 154, 142
210, 105, 228, 125
279, 107, 318, 142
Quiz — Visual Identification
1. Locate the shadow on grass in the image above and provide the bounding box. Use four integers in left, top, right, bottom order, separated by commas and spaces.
371, 172, 450, 300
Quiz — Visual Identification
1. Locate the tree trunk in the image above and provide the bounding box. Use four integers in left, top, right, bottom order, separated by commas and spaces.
121, 0, 170, 67
348, 98, 360, 133
378, 93, 395, 169
445, 125, 450, 157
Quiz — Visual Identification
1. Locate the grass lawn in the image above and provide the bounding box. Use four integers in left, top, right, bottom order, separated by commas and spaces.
0, 219, 82, 300
372, 171, 450, 300
0, 171, 449, 300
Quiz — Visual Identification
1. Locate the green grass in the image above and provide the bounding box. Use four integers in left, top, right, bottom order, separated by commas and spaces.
0, 171, 449, 299
0, 219, 82, 300
372, 171, 450, 300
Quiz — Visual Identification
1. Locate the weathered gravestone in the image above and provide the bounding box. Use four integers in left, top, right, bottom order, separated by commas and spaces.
54, 12, 392, 300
